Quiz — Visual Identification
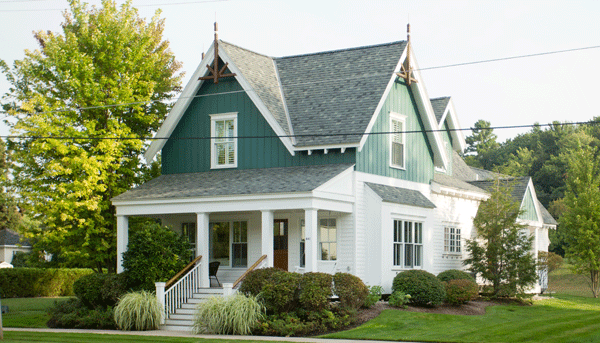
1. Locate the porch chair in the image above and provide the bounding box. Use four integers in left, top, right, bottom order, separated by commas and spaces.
209, 261, 221, 287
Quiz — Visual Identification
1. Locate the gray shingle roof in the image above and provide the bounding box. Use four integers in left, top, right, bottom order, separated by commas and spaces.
113, 164, 354, 201
538, 200, 558, 226
451, 151, 478, 181
220, 41, 291, 137
0, 229, 30, 247
433, 173, 486, 193
274, 41, 407, 147
430, 97, 450, 124
365, 183, 436, 208
468, 177, 530, 204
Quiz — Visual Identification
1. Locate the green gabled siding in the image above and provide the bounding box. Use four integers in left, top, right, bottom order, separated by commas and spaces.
519, 186, 539, 221
356, 80, 434, 184
162, 77, 355, 174
442, 121, 453, 175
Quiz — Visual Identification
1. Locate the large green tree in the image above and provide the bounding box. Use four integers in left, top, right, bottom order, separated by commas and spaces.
560, 133, 600, 297
0, 0, 181, 272
464, 179, 537, 297
464, 119, 499, 170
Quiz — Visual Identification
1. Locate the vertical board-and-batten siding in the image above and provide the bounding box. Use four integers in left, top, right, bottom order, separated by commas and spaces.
162, 77, 355, 174
356, 80, 435, 184
519, 186, 539, 222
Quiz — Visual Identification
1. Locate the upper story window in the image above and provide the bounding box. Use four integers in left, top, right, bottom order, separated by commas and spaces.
390, 112, 406, 169
210, 112, 238, 169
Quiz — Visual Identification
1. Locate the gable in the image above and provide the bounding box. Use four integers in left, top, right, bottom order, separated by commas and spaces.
161, 76, 356, 174
519, 183, 541, 222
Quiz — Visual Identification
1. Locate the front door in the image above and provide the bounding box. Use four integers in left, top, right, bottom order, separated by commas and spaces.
273, 219, 288, 270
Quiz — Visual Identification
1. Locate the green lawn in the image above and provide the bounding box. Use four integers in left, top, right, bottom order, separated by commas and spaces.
1, 297, 71, 328
322, 294, 600, 343
547, 262, 594, 297
0, 331, 292, 343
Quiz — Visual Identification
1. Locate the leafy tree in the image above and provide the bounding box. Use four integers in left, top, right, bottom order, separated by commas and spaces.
0, 139, 22, 231
560, 135, 600, 297
0, 0, 182, 272
464, 179, 537, 297
121, 222, 191, 291
464, 120, 500, 170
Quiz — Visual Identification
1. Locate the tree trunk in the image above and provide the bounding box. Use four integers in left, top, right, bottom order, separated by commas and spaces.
591, 270, 599, 298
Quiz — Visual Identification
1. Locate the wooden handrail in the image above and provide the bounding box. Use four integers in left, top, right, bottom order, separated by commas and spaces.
232, 255, 267, 289
166, 255, 202, 288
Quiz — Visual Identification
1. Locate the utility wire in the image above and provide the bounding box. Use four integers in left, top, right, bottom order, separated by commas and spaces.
1, 121, 597, 142
4, 43, 600, 117
0, 0, 227, 11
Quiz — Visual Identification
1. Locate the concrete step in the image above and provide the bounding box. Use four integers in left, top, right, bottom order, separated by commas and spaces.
174, 308, 196, 315
169, 313, 195, 321
165, 318, 194, 327
162, 324, 194, 332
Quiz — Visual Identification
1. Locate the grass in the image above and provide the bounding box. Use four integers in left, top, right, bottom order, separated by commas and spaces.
547, 261, 595, 297
1, 297, 71, 328
0, 331, 291, 343
322, 294, 600, 342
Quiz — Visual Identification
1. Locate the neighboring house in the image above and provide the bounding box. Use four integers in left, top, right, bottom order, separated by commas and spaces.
0, 228, 32, 264
112, 32, 556, 298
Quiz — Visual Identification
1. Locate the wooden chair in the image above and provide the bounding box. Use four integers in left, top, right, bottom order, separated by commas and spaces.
209, 261, 221, 287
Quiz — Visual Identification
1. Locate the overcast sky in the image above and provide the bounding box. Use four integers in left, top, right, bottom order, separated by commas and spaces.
1, 0, 599, 142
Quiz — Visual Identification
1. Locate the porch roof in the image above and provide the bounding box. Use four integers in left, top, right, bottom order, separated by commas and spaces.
365, 182, 436, 209
112, 164, 354, 202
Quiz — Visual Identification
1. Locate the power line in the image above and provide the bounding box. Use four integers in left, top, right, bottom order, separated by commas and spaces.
1, 121, 597, 142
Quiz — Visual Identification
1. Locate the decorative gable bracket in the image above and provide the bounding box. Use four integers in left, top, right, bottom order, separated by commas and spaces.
199, 22, 236, 84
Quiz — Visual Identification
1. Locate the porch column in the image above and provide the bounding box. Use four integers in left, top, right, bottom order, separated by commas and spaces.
304, 208, 319, 272
197, 212, 210, 288
261, 210, 274, 267
116, 215, 128, 273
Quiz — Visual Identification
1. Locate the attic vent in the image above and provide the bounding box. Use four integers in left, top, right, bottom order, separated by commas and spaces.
199, 22, 237, 84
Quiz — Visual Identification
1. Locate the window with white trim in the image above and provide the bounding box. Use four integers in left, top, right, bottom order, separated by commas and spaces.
210, 113, 237, 169
209, 220, 247, 267
390, 113, 406, 169
444, 227, 461, 254
393, 220, 423, 268
320, 218, 337, 261
300, 219, 306, 268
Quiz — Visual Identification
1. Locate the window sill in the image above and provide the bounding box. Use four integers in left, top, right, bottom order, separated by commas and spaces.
442, 254, 463, 259
390, 164, 406, 171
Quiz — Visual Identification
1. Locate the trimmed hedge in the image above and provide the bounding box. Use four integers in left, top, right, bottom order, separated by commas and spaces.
0, 268, 93, 298
437, 269, 476, 283
445, 279, 479, 305
74, 273, 130, 308
333, 273, 369, 310
299, 272, 332, 312
392, 270, 446, 307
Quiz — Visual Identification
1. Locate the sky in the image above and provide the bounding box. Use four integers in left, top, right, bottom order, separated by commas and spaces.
1, 0, 600, 142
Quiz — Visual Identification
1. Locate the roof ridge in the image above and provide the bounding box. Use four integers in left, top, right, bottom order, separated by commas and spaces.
219, 40, 274, 59
430, 96, 451, 101
275, 40, 407, 60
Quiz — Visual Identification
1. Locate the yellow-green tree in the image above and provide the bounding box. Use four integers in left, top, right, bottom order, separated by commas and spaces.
0, 0, 182, 272
560, 134, 600, 297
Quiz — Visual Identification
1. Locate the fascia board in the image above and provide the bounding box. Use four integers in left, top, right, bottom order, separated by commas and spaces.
358, 48, 407, 151
295, 142, 359, 152
431, 182, 489, 201
409, 51, 449, 169
218, 48, 296, 156
445, 99, 467, 152
144, 45, 215, 162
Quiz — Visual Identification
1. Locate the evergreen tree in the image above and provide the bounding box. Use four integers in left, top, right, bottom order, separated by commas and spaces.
464, 179, 537, 296
464, 119, 499, 170
0, 0, 182, 272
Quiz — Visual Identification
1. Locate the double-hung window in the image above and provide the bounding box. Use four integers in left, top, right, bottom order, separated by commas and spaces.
393, 220, 423, 268
210, 113, 237, 169
390, 112, 406, 169
320, 218, 337, 261
444, 227, 461, 254
209, 220, 248, 267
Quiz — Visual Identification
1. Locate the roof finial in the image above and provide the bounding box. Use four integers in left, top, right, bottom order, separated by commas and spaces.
198, 22, 236, 84
214, 21, 218, 41
396, 23, 417, 86
407, 23, 410, 43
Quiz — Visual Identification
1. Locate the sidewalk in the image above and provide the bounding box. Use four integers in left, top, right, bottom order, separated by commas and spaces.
4, 328, 419, 343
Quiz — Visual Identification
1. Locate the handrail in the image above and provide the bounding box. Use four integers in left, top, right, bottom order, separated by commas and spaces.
162, 256, 203, 318
232, 255, 268, 289
166, 255, 202, 289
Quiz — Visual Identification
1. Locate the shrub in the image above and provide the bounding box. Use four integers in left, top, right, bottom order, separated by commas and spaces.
114, 291, 163, 331
388, 290, 411, 308
74, 273, 109, 308
392, 270, 446, 307
445, 279, 479, 305
47, 298, 116, 329
256, 312, 315, 336
0, 268, 93, 298
260, 271, 301, 313
538, 251, 564, 273
238, 267, 282, 297
363, 285, 383, 308
194, 294, 264, 335
437, 269, 476, 283
121, 222, 192, 291
299, 272, 333, 312
333, 273, 369, 310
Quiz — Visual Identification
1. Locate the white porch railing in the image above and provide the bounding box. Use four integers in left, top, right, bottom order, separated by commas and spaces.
156, 255, 203, 321
233, 255, 268, 289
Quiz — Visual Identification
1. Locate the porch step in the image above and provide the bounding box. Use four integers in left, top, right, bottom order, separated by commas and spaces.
162, 287, 225, 332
